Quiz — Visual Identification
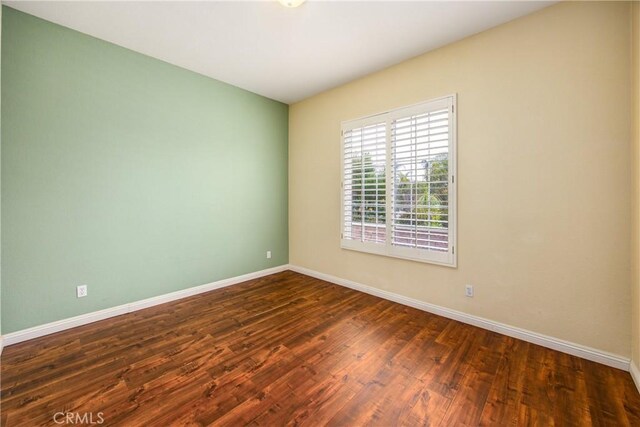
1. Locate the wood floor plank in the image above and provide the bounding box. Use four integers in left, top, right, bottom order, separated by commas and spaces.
478, 336, 530, 426
440, 331, 505, 426
1, 270, 639, 426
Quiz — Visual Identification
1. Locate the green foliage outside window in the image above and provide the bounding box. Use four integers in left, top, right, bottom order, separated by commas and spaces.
350, 154, 448, 228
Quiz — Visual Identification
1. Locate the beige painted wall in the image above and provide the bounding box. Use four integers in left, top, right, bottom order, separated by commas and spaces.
289, 1, 633, 357
632, 1, 640, 370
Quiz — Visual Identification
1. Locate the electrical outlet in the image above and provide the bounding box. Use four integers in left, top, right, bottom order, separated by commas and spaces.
77, 285, 88, 298
266, 251, 272, 259
465, 284, 474, 298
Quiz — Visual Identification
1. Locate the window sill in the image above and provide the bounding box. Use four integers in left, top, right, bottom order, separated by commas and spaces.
340, 240, 457, 268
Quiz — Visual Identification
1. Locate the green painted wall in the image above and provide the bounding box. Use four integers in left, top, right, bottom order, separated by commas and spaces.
1, 7, 289, 334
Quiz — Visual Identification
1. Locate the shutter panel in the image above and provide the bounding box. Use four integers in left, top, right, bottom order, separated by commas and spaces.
343, 122, 387, 244
391, 107, 450, 252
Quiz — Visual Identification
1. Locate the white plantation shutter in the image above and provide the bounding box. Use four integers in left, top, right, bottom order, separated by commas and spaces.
389, 99, 452, 264
341, 95, 456, 267
342, 121, 387, 245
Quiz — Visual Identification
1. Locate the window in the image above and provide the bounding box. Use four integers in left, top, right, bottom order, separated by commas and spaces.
341, 95, 456, 267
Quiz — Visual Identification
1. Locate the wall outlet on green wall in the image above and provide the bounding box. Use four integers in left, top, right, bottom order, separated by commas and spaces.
76, 285, 88, 298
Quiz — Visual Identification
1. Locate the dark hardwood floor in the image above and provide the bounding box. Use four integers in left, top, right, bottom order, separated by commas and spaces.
1, 270, 639, 426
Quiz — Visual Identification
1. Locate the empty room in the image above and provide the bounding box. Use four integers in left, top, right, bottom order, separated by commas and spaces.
1, 0, 639, 425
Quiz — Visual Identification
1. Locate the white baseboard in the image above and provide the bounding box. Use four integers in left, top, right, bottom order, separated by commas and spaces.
3, 263, 632, 374
631, 361, 640, 393
288, 264, 631, 371
2, 265, 290, 347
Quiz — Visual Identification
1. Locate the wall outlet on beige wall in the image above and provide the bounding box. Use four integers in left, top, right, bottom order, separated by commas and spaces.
465, 285, 474, 298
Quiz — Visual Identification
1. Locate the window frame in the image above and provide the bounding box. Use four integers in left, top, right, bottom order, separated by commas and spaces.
340, 94, 457, 268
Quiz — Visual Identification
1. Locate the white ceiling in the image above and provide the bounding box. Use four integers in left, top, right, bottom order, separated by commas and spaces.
4, 1, 554, 104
